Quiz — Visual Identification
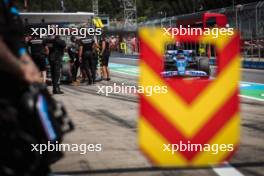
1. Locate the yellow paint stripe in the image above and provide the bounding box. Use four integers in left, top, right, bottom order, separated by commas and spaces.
97, 19, 104, 28
139, 55, 240, 137
93, 18, 104, 28
93, 19, 99, 28
139, 114, 239, 166
139, 28, 174, 57
139, 117, 188, 166
192, 113, 240, 165
185, 54, 240, 134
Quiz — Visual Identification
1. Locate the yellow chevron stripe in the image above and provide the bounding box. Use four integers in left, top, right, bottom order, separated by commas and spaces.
93, 18, 104, 28
139, 54, 240, 137
93, 19, 99, 28
139, 28, 174, 57
139, 28, 240, 166
191, 113, 240, 165
139, 113, 239, 166
139, 117, 188, 166
97, 19, 104, 28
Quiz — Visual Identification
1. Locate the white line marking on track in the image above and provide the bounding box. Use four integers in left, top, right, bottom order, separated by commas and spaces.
111, 70, 138, 76
213, 163, 244, 176
116, 69, 139, 73
111, 57, 138, 60
239, 95, 264, 102
241, 81, 264, 86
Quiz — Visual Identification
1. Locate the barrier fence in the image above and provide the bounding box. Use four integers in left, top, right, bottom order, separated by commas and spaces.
136, 1, 264, 69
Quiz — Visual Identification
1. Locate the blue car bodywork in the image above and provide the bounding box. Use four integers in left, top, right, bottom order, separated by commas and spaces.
162, 50, 209, 78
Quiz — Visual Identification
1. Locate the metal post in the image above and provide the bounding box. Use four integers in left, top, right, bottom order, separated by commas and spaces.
235, 5, 242, 31
258, 40, 261, 60
256, 2, 260, 37
93, 0, 99, 16
250, 21, 253, 59
60, 0, 66, 12
123, 0, 137, 29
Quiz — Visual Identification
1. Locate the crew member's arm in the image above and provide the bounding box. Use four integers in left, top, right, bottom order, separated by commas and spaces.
101, 40, 106, 55
45, 46, 49, 55
78, 45, 83, 63
42, 38, 49, 56
43, 41, 49, 56
93, 42, 98, 51
92, 41, 97, 54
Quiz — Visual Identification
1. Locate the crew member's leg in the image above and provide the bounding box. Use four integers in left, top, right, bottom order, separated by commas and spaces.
50, 60, 56, 90
31, 55, 42, 82
39, 55, 47, 83
98, 52, 104, 80
83, 52, 92, 85
54, 56, 63, 94
72, 58, 80, 82
90, 53, 96, 84
50, 53, 63, 94
102, 52, 110, 80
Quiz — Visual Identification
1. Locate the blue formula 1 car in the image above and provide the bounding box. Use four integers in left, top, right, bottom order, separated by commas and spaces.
162, 48, 210, 78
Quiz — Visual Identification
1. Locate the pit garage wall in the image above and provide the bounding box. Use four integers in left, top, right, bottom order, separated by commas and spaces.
209, 58, 264, 69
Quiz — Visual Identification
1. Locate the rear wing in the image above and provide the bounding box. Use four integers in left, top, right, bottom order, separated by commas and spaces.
166, 50, 194, 55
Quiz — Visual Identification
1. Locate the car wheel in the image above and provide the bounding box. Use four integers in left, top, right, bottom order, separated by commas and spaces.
198, 58, 210, 75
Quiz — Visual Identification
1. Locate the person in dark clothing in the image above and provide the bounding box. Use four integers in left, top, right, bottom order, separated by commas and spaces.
100, 36, 111, 81
0, 0, 51, 175
68, 36, 79, 83
28, 36, 49, 83
23, 34, 31, 53
91, 41, 99, 83
78, 37, 96, 85
48, 35, 66, 94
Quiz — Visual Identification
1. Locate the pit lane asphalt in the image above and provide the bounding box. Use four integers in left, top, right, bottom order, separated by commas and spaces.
51, 55, 264, 176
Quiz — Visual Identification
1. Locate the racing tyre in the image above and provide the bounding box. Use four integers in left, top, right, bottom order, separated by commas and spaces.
198, 58, 210, 75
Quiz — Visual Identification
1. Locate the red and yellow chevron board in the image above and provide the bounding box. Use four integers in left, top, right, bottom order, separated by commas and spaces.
138, 27, 241, 166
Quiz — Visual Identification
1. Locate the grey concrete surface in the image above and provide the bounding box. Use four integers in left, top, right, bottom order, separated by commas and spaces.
51, 58, 264, 176
52, 56, 264, 176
